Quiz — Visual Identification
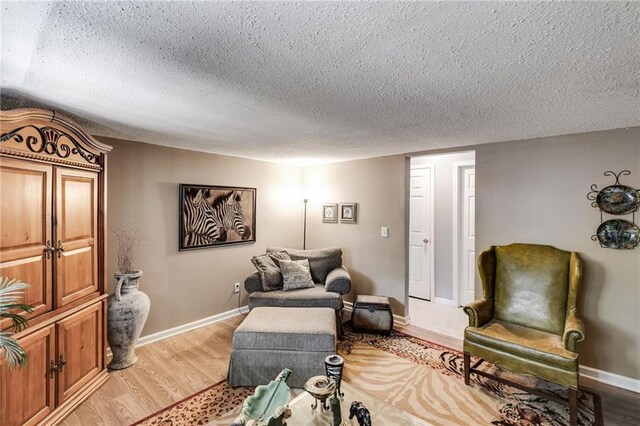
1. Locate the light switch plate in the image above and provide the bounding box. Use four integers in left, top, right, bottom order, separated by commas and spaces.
381, 227, 389, 238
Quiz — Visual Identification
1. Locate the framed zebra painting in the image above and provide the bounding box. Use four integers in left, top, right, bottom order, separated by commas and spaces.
179, 184, 256, 250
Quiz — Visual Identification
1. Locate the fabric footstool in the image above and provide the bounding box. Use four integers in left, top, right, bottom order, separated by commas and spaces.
227, 307, 336, 388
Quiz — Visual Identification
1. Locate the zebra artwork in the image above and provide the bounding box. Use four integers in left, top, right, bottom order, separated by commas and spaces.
180, 184, 256, 250
210, 191, 252, 241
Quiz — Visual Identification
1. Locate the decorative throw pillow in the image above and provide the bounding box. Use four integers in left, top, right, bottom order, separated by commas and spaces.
267, 247, 342, 283
251, 251, 290, 291
280, 259, 315, 291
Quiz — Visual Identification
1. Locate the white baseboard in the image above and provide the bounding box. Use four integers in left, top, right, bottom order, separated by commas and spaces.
343, 301, 409, 326
433, 297, 458, 307
136, 305, 248, 348
580, 365, 640, 393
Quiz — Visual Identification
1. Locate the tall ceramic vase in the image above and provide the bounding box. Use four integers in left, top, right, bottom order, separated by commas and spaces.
107, 270, 150, 370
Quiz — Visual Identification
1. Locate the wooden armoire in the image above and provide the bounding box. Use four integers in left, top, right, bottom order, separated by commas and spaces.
0, 109, 111, 425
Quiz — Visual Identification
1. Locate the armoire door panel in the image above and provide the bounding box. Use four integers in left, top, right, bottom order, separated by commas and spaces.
0, 256, 51, 328
56, 302, 103, 404
59, 177, 94, 242
0, 325, 56, 426
0, 158, 53, 328
55, 168, 98, 307
57, 246, 96, 305
0, 160, 51, 250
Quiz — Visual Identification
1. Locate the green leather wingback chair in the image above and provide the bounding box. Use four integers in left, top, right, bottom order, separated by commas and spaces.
463, 243, 585, 426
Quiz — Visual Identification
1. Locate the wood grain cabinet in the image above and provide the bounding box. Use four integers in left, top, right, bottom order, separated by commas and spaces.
0, 109, 111, 426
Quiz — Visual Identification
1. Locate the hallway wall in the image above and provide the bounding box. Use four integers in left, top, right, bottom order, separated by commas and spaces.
411, 151, 475, 302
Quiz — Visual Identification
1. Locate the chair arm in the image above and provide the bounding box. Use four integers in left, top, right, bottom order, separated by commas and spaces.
244, 272, 263, 294
325, 266, 351, 295
463, 299, 493, 327
563, 314, 585, 352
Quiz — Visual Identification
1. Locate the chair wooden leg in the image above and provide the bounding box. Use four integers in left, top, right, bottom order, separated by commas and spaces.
463, 352, 470, 385
569, 387, 578, 426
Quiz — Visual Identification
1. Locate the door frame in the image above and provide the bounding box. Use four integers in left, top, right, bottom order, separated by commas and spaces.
452, 160, 475, 307
408, 162, 435, 302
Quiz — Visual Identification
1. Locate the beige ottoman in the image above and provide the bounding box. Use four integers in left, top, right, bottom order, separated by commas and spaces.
228, 307, 336, 388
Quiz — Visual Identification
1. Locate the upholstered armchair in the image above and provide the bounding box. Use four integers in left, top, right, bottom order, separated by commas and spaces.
463, 243, 585, 426
244, 247, 351, 335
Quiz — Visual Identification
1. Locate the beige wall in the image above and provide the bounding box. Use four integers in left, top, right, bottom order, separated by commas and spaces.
100, 137, 303, 336
475, 128, 640, 380
303, 155, 407, 314
304, 127, 639, 380
101, 126, 640, 381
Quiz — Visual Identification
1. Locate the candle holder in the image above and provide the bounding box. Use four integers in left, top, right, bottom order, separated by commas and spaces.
324, 354, 345, 398
304, 376, 336, 411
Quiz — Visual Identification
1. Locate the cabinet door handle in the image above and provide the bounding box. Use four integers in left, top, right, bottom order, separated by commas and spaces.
56, 240, 65, 258
49, 360, 58, 378
58, 354, 67, 372
45, 240, 55, 259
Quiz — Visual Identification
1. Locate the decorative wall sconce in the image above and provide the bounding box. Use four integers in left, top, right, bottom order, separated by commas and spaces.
587, 170, 639, 249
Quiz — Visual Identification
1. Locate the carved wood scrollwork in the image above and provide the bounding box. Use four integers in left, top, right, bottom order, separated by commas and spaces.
0, 124, 99, 165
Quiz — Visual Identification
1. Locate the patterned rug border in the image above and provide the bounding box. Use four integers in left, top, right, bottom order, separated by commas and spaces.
350, 324, 604, 426
130, 378, 230, 426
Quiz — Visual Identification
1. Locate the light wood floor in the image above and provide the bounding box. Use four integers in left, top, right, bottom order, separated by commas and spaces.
61, 316, 640, 426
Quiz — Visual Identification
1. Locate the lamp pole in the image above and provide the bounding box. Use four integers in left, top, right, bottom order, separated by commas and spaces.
303, 198, 308, 250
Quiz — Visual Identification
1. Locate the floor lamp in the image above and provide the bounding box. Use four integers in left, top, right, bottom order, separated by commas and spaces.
303, 198, 308, 250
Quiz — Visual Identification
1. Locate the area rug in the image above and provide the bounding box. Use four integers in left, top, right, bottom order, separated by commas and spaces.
338, 327, 602, 426
132, 325, 603, 426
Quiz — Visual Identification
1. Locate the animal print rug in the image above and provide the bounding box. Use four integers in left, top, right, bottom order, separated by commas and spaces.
338, 327, 602, 426
132, 325, 603, 426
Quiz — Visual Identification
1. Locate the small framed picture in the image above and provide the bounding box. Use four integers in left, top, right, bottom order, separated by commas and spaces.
322, 203, 338, 223
340, 203, 358, 224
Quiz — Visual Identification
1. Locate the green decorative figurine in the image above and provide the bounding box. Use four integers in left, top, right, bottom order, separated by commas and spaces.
231, 369, 293, 426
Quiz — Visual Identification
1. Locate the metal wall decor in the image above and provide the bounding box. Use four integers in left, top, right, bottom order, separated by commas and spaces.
587, 170, 639, 249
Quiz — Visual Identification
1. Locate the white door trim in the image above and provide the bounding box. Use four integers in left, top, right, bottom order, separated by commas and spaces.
409, 162, 435, 301
452, 160, 475, 307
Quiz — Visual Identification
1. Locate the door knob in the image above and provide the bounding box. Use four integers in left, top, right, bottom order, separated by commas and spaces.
423, 238, 429, 243
49, 360, 58, 378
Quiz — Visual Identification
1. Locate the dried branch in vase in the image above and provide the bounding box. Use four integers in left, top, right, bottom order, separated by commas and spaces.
113, 219, 139, 274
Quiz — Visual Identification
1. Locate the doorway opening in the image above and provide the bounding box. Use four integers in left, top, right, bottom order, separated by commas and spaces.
407, 151, 475, 340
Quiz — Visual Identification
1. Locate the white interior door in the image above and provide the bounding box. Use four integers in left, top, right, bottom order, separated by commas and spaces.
459, 166, 476, 306
408, 165, 434, 300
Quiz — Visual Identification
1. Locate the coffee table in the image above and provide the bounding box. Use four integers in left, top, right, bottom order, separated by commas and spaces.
286, 381, 431, 425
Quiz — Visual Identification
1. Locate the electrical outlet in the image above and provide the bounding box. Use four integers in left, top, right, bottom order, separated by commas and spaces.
233, 282, 240, 293
381, 227, 389, 238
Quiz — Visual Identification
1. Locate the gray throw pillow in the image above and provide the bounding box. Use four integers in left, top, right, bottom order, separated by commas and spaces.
280, 259, 315, 291
251, 251, 290, 291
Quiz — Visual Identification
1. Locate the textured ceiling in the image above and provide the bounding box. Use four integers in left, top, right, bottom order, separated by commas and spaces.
1, 1, 639, 164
